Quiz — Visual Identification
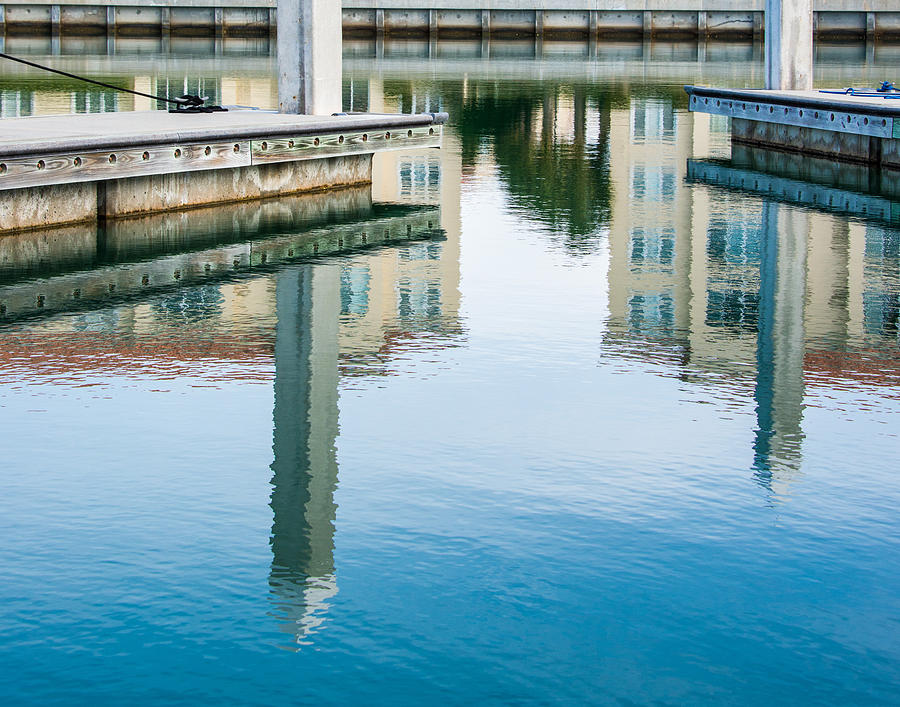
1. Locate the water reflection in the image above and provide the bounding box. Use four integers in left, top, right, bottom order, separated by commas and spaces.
0, 139, 463, 644
269, 265, 339, 646
753, 203, 806, 493
599, 100, 900, 498
456, 84, 612, 250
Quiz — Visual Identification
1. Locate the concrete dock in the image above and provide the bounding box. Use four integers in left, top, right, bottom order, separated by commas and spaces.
686, 86, 900, 168
0, 108, 445, 232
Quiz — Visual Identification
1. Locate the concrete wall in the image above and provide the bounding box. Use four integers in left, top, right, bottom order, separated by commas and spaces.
3, 2, 900, 39
0, 154, 372, 232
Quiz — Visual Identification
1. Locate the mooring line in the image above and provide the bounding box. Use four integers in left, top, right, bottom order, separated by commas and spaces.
0, 51, 225, 112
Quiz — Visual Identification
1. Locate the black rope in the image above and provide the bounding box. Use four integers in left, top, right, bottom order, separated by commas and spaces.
0, 51, 222, 111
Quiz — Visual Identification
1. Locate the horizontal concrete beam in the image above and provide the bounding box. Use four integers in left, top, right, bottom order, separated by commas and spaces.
3, 3, 900, 38
4, 1, 900, 9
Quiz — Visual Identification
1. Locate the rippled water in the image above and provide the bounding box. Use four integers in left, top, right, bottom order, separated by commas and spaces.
1, 40, 899, 705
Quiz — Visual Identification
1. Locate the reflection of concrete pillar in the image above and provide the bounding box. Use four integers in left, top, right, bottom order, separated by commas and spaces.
542, 91, 556, 146
754, 202, 807, 495
278, 0, 342, 114
269, 264, 341, 646
765, 0, 813, 90
573, 89, 586, 146
367, 76, 385, 113
805, 216, 850, 347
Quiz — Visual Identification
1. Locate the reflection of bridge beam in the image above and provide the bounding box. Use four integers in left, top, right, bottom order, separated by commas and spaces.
754, 202, 807, 495
269, 263, 341, 646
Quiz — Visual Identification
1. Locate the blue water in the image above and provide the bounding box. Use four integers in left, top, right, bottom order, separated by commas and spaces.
1, 40, 899, 704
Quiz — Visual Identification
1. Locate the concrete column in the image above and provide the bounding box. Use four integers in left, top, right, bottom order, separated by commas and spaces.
160, 7, 170, 53
753, 202, 807, 494
765, 0, 813, 90
535, 10, 543, 37
50, 5, 60, 36
697, 10, 707, 38
106, 5, 116, 55
588, 9, 599, 38
481, 9, 490, 39
278, 0, 343, 115
866, 12, 876, 40
106, 7, 116, 55
50, 5, 61, 55
428, 8, 437, 38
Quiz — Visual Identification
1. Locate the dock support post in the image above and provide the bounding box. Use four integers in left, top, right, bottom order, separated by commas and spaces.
428, 9, 437, 38
866, 12, 876, 40
481, 9, 490, 40
753, 11, 763, 41
214, 7, 224, 39
765, 0, 813, 90
278, 0, 343, 115
106, 6, 116, 55
697, 10, 707, 39
0, 7, 5, 38
160, 7, 170, 53
50, 5, 61, 55
535, 10, 543, 38
375, 8, 384, 35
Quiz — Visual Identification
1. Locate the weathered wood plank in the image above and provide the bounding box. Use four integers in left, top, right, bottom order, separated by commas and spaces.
250, 125, 441, 163
0, 141, 251, 191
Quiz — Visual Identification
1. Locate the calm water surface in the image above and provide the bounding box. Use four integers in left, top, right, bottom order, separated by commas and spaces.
1, 40, 899, 704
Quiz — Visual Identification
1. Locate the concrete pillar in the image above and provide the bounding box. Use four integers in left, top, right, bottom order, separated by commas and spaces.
269, 264, 341, 645
753, 202, 807, 494
278, 0, 343, 115
765, 0, 813, 90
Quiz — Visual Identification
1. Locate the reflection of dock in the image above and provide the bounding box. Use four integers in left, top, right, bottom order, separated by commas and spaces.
686, 158, 900, 225
0, 188, 444, 322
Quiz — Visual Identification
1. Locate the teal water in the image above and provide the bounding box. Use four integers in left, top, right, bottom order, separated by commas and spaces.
1, 40, 899, 705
